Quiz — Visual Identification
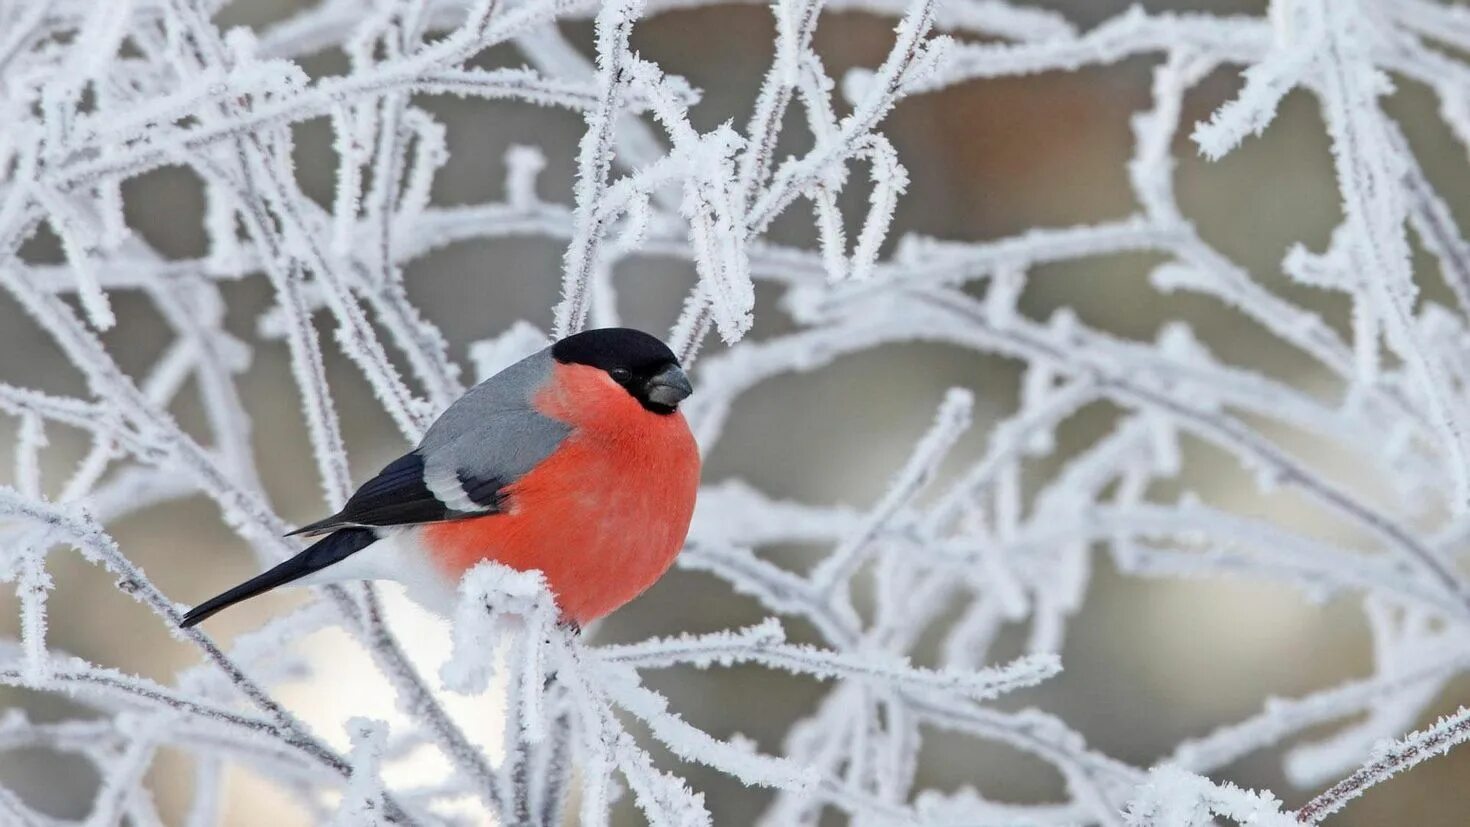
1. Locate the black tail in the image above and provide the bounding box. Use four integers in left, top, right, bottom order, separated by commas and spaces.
180, 529, 377, 628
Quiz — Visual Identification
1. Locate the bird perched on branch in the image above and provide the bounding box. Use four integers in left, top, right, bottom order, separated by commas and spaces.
182, 328, 700, 630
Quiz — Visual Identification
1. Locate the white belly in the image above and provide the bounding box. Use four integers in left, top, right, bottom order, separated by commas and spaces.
294, 528, 459, 614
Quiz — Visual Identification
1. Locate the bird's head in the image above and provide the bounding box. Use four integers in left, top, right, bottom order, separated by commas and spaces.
550, 328, 693, 414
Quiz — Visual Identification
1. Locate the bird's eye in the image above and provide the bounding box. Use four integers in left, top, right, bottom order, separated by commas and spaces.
610, 367, 632, 383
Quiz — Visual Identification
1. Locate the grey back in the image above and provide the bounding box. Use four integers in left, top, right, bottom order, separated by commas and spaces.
418, 348, 571, 489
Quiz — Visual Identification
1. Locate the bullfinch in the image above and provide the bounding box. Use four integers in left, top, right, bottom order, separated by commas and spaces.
181, 328, 700, 630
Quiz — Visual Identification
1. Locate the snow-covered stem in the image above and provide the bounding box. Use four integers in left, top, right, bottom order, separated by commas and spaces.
1295, 706, 1470, 824
552, 0, 644, 339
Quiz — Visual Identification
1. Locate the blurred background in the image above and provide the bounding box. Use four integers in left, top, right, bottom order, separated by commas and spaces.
3, 0, 1470, 823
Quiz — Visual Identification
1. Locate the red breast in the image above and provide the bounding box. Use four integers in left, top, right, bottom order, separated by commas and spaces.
421, 361, 701, 625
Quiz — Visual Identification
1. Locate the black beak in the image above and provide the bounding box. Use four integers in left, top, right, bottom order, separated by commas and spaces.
645, 364, 693, 408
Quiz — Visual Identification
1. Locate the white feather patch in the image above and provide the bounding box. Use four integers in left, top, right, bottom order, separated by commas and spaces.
423, 466, 492, 513
294, 529, 460, 615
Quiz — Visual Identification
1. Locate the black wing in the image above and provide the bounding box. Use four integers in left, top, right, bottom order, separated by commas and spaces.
287, 452, 506, 536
